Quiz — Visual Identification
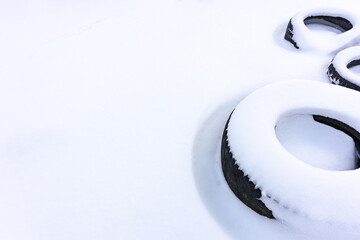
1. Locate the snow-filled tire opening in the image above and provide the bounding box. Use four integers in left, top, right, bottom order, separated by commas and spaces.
328, 47, 360, 91
313, 115, 360, 168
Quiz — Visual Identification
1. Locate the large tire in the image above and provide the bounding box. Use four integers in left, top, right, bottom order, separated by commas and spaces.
328, 46, 360, 91
221, 80, 360, 230
284, 8, 360, 52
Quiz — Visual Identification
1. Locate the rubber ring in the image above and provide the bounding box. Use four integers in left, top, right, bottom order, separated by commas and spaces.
221, 80, 360, 227
284, 8, 360, 52
328, 46, 360, 91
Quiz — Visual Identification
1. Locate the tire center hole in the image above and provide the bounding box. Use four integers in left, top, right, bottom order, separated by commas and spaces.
304, 16, 352, 36
347, 59, 360, 75
275, 114, 358, 171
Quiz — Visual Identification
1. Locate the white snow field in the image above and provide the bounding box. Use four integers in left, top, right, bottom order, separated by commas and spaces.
1, 0, 360, 239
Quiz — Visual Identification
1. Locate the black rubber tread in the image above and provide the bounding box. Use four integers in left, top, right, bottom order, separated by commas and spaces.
221, 113, 275, 219
313, 115, 360, 168
327, 63, 360, 92
284, 19, 299, 49
285, 15, 353, 49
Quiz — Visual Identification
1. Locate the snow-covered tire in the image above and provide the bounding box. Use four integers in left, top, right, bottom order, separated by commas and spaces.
221, 80, 360, 228
284, 8, 360, 52
328, 46, 360, 91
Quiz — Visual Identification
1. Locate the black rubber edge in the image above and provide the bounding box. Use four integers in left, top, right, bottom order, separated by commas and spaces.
284, 15, 353, 49
313, 115, 360, 168
284, 19, 299, 49
221, 112, 275, 219
327, 62, 360, 92
347, 59, 360, 68
304, 16, 353, 32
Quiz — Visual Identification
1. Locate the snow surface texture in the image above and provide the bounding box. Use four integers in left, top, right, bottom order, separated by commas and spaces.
286, 8, 360, 53
329, 46, 360, 86
2, 1, 360, 240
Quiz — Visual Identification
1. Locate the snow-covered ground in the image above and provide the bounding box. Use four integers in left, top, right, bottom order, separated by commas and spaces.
1, 1, 360, 239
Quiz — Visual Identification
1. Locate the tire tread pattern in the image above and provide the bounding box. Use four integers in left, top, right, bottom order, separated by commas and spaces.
221, 114, 275, 219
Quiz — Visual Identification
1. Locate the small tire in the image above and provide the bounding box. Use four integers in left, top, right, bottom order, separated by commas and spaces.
284, 8, 360, 52
328, 46, 360, 91
221, 80, 360, 230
